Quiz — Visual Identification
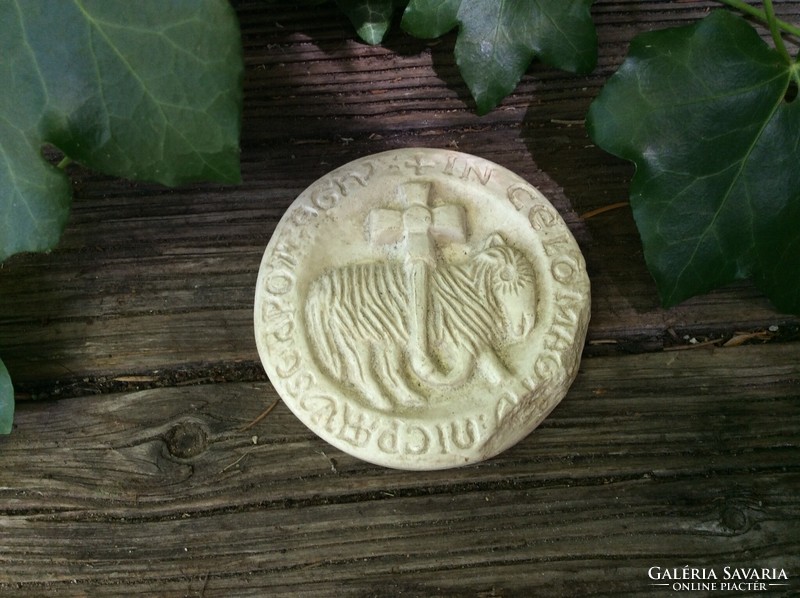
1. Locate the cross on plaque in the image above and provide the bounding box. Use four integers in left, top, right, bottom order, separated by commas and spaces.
367, 181, 470, 386
367, 181, 467, 266
405, 154, 437, 175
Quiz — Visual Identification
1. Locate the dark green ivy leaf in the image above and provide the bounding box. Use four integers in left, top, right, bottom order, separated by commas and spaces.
0, 358, 12, 435
0, 0, 243, 261
335, 0, 406, 45
587, 10, 800, 313
402, 0, 597, 114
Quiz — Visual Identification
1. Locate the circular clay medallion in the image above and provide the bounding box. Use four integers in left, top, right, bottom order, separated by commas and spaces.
254, 148, 590, 470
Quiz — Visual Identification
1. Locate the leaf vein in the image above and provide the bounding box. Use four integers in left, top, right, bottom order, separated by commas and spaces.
670, 85, 788, 294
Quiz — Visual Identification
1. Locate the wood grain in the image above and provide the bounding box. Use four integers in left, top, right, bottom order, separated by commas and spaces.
2, 2, 800, 595
2, 1, 799, 391
1, 344, 798, 595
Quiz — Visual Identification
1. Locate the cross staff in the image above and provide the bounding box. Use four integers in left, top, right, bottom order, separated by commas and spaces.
368, 181, 469, 385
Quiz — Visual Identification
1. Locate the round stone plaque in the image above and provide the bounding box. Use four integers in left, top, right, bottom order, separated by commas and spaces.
254, 148, 590, 470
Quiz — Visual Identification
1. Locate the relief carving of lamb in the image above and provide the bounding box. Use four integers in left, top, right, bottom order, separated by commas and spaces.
303, 182, 538, 411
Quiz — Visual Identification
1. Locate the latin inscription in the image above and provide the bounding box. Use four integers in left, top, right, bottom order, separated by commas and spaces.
387, 152, 495, 186
299, 392, 484, 454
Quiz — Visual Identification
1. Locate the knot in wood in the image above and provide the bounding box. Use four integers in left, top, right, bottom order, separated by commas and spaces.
164, 421, 209, 459
720, 503, 749, 533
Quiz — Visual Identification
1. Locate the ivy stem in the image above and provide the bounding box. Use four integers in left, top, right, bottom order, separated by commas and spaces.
715, 0, 800, 38
763, 0, 793, 63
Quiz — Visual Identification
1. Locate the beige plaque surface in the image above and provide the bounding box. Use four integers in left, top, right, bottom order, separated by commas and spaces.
254, 148, 590, 470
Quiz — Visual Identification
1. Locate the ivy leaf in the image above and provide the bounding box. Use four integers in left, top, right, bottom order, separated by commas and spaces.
335, 0, 406, 45
0, 358, 12, 435
587, 10, 800, 313
0, 0, 243, 261
401, 0, 597, 114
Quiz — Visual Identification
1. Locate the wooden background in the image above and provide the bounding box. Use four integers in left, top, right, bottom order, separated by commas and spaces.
1, 1, 799, 595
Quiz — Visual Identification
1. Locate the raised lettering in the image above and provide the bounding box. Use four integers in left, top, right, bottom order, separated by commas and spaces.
405, 155, 437, 175
291, 206, 318, 226
544, 324, 573, 353
529, 204, 557, 230
551, 254, 579, 284
333, 172, 367, 196
541, 233, 571, 257
555, 289, 584, 305
336, 404, 372, 447
403, 425, 430, 455
460, 162, 492, 185
264, 269, 295, 295
443, 155, 457, 176
287, 371, 315, 398
260, 298, 294, 341
495, 391, 520, 425
311, 184, 342, 211
377, 423, 399, 454
436, 425, 447, 455
448, 418, 478, 450
301, 394, 338, 431
533, 352, 560, 379
272, 240, 299, 270
506, 183, 535, 211
275, 349, 301, 378
554, 302, 579, 329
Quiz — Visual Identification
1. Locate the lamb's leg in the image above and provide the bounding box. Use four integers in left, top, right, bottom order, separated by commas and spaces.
374, 346, 426, 409
332, 335, 393, 411
477, 350, 512, 385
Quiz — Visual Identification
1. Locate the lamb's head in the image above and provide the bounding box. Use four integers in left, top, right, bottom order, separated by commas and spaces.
475, 233, 537, 342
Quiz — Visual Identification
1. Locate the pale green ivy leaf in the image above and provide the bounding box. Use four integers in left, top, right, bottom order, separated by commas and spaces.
0, 0, 243, 261
402, 0, 597, 114
587, 10, 800, 312
0, 357, 13, 435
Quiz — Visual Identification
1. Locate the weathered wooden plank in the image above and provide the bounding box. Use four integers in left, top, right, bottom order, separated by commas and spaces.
1, 344, 798, 595
2, 3, 799, 596
1, 0, 799, 390
0, 142, 794, 392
